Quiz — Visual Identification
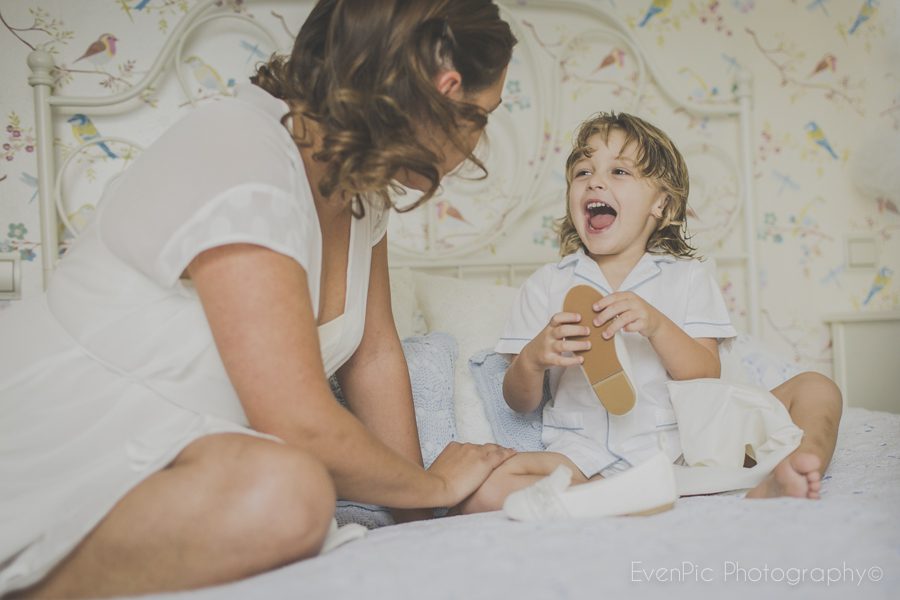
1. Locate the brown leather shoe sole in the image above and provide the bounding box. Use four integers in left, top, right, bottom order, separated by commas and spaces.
563, 285, 636, 415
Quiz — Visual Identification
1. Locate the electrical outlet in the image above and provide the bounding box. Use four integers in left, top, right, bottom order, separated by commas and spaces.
0, 252, 21, 300
845, 235, 878, 269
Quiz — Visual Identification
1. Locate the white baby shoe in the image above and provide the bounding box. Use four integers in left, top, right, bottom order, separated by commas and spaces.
319, 518, 367, 554
503, 452, 678, 521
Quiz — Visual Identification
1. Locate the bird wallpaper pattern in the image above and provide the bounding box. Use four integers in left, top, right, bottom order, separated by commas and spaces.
0, 0, 898, 377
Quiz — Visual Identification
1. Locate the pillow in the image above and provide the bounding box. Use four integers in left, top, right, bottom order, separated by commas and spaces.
388, 267, 427, 340
330, 332, 458, 528
412, 272, 519, 443
469, 349, 546, 452
720, 333, 803, 391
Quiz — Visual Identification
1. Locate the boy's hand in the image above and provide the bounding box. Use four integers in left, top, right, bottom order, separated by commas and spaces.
521, 312, 592, 370
592, 292, 662, 340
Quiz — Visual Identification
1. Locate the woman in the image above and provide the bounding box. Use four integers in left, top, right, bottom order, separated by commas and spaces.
0, 0, 517, 597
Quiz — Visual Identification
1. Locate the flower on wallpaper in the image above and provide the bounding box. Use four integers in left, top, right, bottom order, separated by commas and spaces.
760, 200, 834, 278
694, 0, 734, 36
503, 79, 531, 112
7, 223, 27, 241
757, 122, 785, 163
532, 215, 559, 248
2, 113, 36, 163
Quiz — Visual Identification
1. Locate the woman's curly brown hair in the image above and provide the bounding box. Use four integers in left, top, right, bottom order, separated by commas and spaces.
556, 112, 697, 259
251, 0, 516, 217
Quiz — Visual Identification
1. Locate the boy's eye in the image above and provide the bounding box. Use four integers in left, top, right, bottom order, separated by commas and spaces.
574, 169, 591, 178
612, 168, 630, 176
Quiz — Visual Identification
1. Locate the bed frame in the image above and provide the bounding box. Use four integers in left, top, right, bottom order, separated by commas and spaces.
27, 0, 760, 335
21, 4, 900, 599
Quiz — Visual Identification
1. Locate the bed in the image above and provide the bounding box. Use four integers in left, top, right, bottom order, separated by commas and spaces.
23, 1, 899, 598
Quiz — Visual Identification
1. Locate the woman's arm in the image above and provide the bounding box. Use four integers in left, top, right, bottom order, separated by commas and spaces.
334, 238, 434, 520
335, 238, 423, 467
188, 243, 512, 509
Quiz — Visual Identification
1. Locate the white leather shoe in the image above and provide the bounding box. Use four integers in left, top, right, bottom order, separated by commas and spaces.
503, 452, 678, 521
319, 518, 367, 554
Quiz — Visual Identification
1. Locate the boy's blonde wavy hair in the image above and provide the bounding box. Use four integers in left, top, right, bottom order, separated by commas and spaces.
251, 0, 516, 217
556, 112, 697, 259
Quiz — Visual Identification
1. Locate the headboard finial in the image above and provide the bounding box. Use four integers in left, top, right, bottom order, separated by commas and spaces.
27, 50, 56, 88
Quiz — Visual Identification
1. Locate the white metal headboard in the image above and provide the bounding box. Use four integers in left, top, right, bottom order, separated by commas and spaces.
27, 0, 760, 335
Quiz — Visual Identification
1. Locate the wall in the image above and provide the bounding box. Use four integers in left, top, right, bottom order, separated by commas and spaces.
0, 0, 897, 374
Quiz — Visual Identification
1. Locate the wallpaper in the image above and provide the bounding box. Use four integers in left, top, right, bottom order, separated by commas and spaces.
0, 0, 897, 376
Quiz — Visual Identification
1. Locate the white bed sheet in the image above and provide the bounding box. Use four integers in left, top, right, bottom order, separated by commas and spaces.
137, 406, 899, 600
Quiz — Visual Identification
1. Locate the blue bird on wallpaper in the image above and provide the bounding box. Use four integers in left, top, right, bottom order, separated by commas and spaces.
848, 0, 877, 34
806, 0, 830, 16
67, 114, 118, 159
134, 0, 151, 10
862, 266, 892, 305
804, 121, 838, 159
638, 0, 670, 27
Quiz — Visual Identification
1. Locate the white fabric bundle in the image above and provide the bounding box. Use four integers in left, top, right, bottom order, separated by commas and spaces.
668, 379, 803, 496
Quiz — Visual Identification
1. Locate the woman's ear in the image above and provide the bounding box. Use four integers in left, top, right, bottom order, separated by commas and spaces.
434, 69, 463, 99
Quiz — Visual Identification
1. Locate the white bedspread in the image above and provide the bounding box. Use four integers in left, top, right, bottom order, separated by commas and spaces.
138, 407, 899, 600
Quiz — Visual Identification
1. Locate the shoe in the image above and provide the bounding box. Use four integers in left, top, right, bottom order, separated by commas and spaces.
563, 284, 636, 415
319, 518, 367, 554
503, 452, 678, 521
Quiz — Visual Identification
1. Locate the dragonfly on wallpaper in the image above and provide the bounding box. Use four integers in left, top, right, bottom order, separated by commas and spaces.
773, 171, 800, 195
20, 172, 38, 203
240, 40, 269, 65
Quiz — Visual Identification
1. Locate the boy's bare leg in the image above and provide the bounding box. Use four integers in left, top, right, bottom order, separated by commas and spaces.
459, 452, 590, 514
747, 372, 843, 500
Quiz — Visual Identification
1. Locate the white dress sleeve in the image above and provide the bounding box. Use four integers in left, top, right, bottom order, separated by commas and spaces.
156, 184, 316, 286
683, 259, 738, 340
494, 264, 554, 355
100, 97, 316, 287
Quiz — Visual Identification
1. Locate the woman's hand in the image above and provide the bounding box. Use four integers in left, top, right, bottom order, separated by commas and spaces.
426, 441, 516, 508
592, 291, 663, 340
520, 312, 592, 371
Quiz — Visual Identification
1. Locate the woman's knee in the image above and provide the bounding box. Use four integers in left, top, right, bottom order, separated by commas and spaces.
188, 436, 336, 559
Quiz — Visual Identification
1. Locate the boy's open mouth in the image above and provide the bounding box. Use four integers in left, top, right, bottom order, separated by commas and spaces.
585, 201, 617, 232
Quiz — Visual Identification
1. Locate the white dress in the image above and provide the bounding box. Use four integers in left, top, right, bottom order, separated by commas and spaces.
0, 84, 387, 594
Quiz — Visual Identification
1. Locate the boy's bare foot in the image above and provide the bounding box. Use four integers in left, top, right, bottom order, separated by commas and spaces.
746, 452, 822, 499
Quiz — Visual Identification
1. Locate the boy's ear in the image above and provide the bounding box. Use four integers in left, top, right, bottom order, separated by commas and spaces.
651, 193, 668, 220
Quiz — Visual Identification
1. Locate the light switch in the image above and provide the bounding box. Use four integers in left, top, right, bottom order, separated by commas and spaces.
846, 235, 878, 269
0, 253, 20, 299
